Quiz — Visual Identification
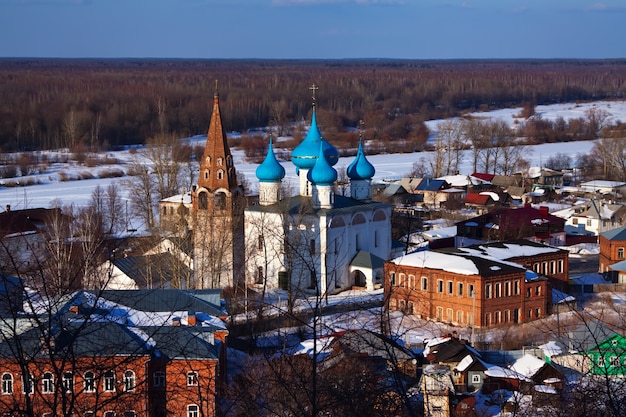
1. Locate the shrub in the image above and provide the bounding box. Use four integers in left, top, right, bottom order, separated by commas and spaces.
98, 168, 125, 178
77, 171, 94, 180
58, 171, 70, 182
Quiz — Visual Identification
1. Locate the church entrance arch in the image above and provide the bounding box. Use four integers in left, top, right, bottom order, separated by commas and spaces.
353, 270, 366, 288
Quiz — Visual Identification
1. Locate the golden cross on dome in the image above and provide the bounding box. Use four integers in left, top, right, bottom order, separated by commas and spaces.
309, 83, 319, 102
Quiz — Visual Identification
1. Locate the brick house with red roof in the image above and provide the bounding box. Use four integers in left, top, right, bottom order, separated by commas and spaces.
455, 204, 566, 248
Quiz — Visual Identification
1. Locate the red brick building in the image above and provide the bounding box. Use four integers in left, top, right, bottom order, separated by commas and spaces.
0, 289, 226, 417
461, 239, 569, 292
385, 248, 549, 328
599, 225, 626, 274
455, 204, 566, 248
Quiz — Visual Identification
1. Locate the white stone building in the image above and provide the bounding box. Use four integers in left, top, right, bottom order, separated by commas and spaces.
244, 93, 392, 295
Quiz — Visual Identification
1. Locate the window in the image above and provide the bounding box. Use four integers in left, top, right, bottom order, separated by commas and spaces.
469, 284, 474, 297
124, 412, 136, 417
471, 374, 481, 384
542, 261, 547, 274
457, 310, 463, 324
514, 280, 520, 295
63, 372, 74, 393
390, 272, 396, 286
104, 371, 115, 392
187, 405, 199, 417
42, 372, 54, 394
495, 283, 501, 298
85, 412, 95, 417
124, 370, 135, 392
610, 356, 620, 367
598, 356, 606, 367
485, 284, 491, 299
408, 274, 416, 288
535, 308, 541, 318
22, 374, 34, 395
437, 280, 443, 293
536, 286, 541, 296
504, 310, 510, 323
550, 261, 555, 275
572, 218, 578, 225
587, 218, 592, 227
619, 248, 625, 259
258, 235, 264, 250
198, 192, 208, 210
104, 411, 116, 417
214, 193, 226, 209
84, 371, 95, 393
435, 307, 443, 320
217, 169, 224, 180
187, 371, 198, 386
421, 277, 428, 291
256, 267, 263, 284
458, 282, 463, 297
2, 373, 13, 394
505, 282, 511, 297
153, 372, 165, 388
309, 239, 315, 254
446, 308, 453, 322
447, 281, 453, 295
558, 260, 564, 274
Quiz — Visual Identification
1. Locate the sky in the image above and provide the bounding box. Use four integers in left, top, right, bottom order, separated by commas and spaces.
0, 0, 624, 59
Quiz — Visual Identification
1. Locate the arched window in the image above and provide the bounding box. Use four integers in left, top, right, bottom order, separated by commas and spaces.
373, 210, 387, 221
42, 372, 54, 394
1, 373, 12, 394
84, 371, 95, 393
153, 371, 165, 388
214, 193, 226, 209
63, 372, 74, 393
124, 370, 135, 392
22, 374, 34, 394
186, 371, 198, 386
351, 213, 366, 225
103, 371, 115, 392
217, 169, 224, 180
199, 192, 208, 210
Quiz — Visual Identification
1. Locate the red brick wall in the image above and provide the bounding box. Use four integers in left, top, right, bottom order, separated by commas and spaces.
384, 262, 549, 328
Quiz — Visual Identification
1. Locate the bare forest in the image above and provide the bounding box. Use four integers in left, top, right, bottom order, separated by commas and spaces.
1, 58, 626, 154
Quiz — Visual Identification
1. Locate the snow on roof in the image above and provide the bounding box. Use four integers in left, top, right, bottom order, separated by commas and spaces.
160, 192, 192, 204
393, 251, 480, 275
479, 191, 500, 201
510, 354, 546, 378
534, 385, 558, 394
423, 336, 451, 356
459, 241, 560, 260
484, 364, 532, 381
455, 354, 475, 372
421, 226, 457, 240
539, 341, 563, 358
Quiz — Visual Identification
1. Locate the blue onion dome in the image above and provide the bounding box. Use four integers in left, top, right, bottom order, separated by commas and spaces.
292, 104, 339, 169
307, 139, 338, 185
256, 137, 286, 182
347, 136, 375, 180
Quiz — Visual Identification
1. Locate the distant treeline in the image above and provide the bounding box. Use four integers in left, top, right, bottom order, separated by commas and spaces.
1, 58, 625, 152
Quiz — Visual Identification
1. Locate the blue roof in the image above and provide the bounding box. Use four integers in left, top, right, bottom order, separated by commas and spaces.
256, 137, 285, 182
347, 136, 375, 180
601, 225, 626, 241
416, 178, 447, 191
307, 140, 338, 185
291, 105, 338, 169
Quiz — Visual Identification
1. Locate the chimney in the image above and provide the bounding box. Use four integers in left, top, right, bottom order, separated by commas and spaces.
187, 312, 197, 326
539, 206, 549, 218
5, 204, 9, 212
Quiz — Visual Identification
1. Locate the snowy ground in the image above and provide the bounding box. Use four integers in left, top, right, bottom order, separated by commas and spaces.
2, 100, 624, 217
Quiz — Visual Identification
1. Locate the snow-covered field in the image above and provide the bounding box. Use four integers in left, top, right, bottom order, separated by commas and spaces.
1, 100, 624, 221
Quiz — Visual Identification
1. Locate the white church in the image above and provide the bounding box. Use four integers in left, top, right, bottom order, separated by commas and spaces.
244, 88, 393, 295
